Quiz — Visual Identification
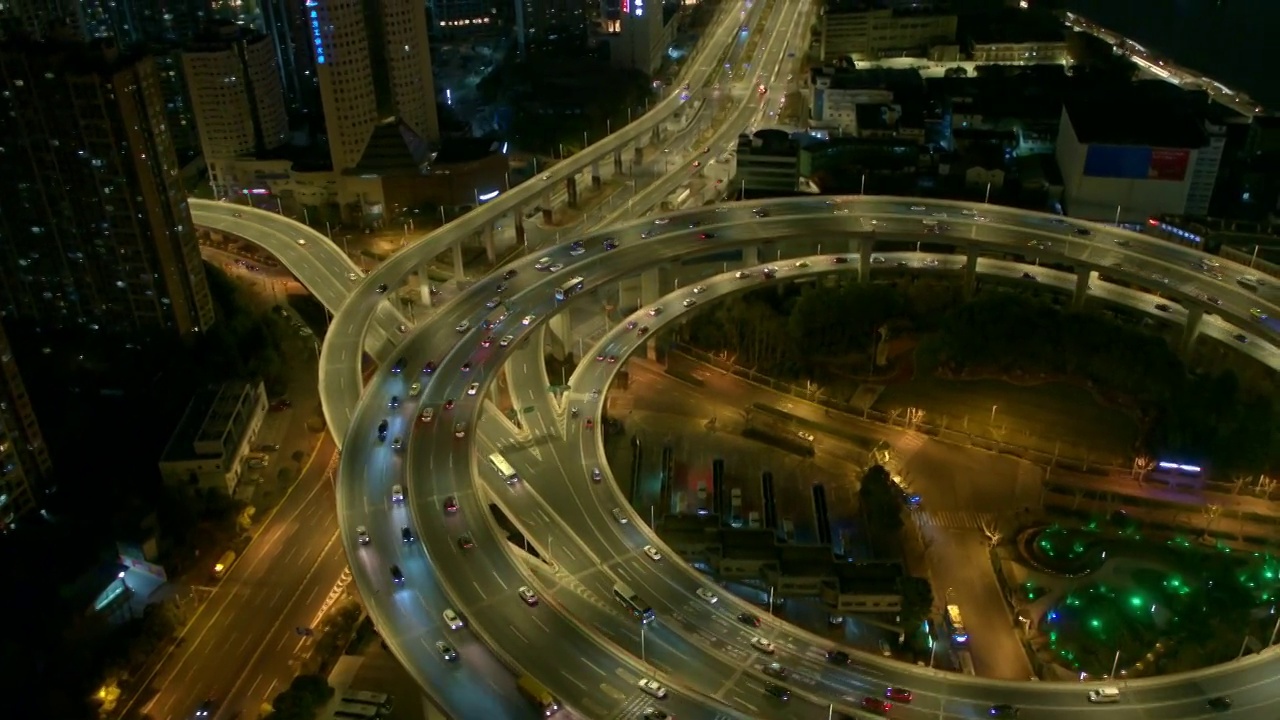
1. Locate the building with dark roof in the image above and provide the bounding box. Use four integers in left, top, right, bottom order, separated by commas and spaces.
158, 380, 267, 496
1055, 83, 1225, 222
958, 8, 1068, 64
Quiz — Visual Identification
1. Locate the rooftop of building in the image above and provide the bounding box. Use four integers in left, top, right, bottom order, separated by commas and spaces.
160, 380, 255, 464
255, 140, 333, 173
927, 65, 1070, 120
0, 30, 150, 76
186, 20, 267, 51
830, 560, 904, 593
958, 7, 1066, 46
1064, 88, 1208, 149
811, 66, 927, 93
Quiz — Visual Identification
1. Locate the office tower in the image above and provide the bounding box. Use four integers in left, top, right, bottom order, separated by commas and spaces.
308, 0, 439, 172
0, 37, 216, 339
0, 319, 51, 531
260, 0, 319, 117
183, 23, 290, 196
427, 0, 492, 34
514, 0, 588, 54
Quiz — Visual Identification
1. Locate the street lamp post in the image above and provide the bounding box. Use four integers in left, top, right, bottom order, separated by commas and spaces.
1109, 649, 1121, 678
990, 405, 998, 423
641, 624, 647, 663
768, 585, 775, 617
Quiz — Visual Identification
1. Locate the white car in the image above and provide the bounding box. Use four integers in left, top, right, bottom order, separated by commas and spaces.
643, 545, 663, 561
653, 217, 670, 225
443, 608, 464, 629
794, 260, 810, 268
612, 508, 629, 524
453, 422, 467, 438
455, 320, 470, 333
466, 382, 480, 396
692, 285, 707, 294
518, 586, 539, 605
409, 381, 422, 397
683, 298, 697, 308
347, 272, 360, 281
735, 270, 751, 279
391, 484, 405, 502
356, 526, 370, 545
637, 678, 668, 699
797, 430, 815, 442
695, 587, 718, 603
499, 335, 515, 347
295, 237, 307, 245
548, 263, 564, 272
522, 314, 536, 325
751, 636, 776, 654
534, 257, 553, 270
647, 306, 663, 317
569, 243, 586, 256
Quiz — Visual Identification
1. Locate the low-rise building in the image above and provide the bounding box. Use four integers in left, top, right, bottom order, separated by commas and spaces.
159, 381, 267, 496
820, 562, 905, 614
821, 7, 957, 62
735, 131, 801, 196
959, 8, 1068, 65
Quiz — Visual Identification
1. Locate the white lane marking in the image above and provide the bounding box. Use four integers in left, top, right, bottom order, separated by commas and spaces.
491, 571, 508, 590
472, 581, 487, 599
559, 672, 587, 690
509, 625, 528, 643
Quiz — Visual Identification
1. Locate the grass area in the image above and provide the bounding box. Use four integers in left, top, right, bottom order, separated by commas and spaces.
873, 376, 1137, 463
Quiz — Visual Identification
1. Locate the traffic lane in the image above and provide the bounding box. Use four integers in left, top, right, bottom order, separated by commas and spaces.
143, 451, 340, 718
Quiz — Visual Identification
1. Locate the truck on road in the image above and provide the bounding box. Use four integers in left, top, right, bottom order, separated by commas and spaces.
517, 674, 560, 716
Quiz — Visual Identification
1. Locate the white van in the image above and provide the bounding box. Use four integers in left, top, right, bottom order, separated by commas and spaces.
1088, 687, 1121, 703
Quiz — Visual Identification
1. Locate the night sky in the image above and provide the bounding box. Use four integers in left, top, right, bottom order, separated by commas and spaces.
1063, 0, 1278, 108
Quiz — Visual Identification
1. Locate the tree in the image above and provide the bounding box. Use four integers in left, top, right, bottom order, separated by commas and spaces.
859, 465, 905, 551
264, 674, 333, 720
897, 576, 934, 636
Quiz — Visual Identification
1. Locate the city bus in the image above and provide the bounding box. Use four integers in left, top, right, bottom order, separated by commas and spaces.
488, 452, 519, 483
340, 691, 393, 713
945, 604, 969, 647
612, 582, 656, 624
554, 276, 585, 301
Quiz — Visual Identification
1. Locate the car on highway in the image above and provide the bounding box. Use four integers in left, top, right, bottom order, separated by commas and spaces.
832, 255, 850, 264
391, 357, 406, 373
612, 508, 628, 524
763, 682, 789, 701
534, 257, 553, 270
1021, 271, 1037, 281
549, 262, 564, 272
989, 704, 1019, 718
1073, 227, 1092, 236
735, 270, 751, 278
453, 422, 466, 438
409, 381, 422, 397
637, 678, 667, 699
455, 320, 469, 333
442, 496, 458, 513
591, 467, 603, 482
641, 710, 669, 720
636, 326, 650, 337
522, 314, 536, 325
390, 565, 404, 584
503, 267, 518, 280
444, 398, 454, 410
738, 612, 761, 627
1087, 687, 1120, 703
388, 394, 400, 408
750, 637, 775, 654
1207, 696, 1232, 711
1234, 333, 1248, 343
391, 484, 404, 502
443, 608, 464, 629
435, 641, 458, 661
886, 687, 912, 703
485, 296, 502, 309
422, 360, 436, 374
695, 587, 718, 603
794, 259, 810, 268
871, 255, 886, 264
825, 649, 849, 664
647, 306, 663, 316
693, 285, 707, 293
862, 696, 892, 714
797, 430, 815, 442
347, 271, 360, 281
500, 334, 515, 347
910, 205, 926, 211
584, 417, 594, 428
495, 281, 508, 293
643, 545, 662, 561
480, 335, 493, 347
460, 361, 471, 372
418, 407, 435, 423
762, 266, 778, 278
753, 208, 769, 218
697, 232, 715, 240
401, 526, 415, 543
376, 283, 389, 293
390, 436, 403, 450
356, 526, 370, 545
518, 586, 539, 605
456, 534, 475, 549
603, 238, 619, 250
682, 297, 697, 307
1250, 307, 1268, 320
377, 420, 388, 442
466, 382, 480, 396
194, 699, 216, 718
569, 240, 586, 256
762, 662, 787, 678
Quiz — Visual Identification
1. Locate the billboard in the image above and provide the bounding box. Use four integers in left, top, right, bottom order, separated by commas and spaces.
1083, 145, 1190, 182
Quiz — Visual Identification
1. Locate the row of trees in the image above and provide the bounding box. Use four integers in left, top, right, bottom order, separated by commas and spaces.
681, 280, 1278, 475
857, 465, 935, 650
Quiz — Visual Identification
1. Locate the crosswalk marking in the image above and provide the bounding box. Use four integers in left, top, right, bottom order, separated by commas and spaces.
912, 510, 996, 530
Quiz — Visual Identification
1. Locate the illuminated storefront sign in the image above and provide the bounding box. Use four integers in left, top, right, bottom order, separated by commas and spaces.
306, 0, 326, 64
633, 0, 644, 15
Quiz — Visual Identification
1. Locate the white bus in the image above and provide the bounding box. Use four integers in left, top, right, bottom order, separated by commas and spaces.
945, 604, 969, 647
555, 276, 585, 301
488, 452, 519, 482
340, 691, 393, 713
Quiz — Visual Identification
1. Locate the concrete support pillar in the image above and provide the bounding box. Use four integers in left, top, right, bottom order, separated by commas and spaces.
418, 265, 434, 307
591, 161, 602, 189
1072, 269, 1092, 310
634, 145, 644, 164
614, 150, 624, 174
514, 212, 526, 246
481, 225, 496, 264
743, 245, 759, 267
549, 313, 572, 361
641, 267, 661, 307
858, 241, 873, 284
963, 251, 979, 298
1180, 307, 1205, 356
566, 176, 579, 209
651, 125, 661, 142
541, 190, 553, 224
451, 242, 465, 281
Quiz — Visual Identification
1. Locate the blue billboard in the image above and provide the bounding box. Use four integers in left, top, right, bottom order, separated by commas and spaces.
1082, 145, 1152, 180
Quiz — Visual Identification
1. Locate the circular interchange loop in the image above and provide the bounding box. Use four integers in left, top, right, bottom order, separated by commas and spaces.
216, 195, 1280, 719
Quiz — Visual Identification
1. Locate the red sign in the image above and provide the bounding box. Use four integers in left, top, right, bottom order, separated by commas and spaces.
1148, 148, 1190, 182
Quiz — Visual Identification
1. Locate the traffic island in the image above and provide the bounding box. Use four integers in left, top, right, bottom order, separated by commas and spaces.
1019, 525, 1107, 577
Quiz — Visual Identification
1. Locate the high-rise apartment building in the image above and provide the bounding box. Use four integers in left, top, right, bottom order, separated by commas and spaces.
0, 319, 51, 531
514, 0, 588, 54
307, 0, 439, 172
183, 23, 290, 197
260, 0, 320, 118
0, 37, 215, 339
